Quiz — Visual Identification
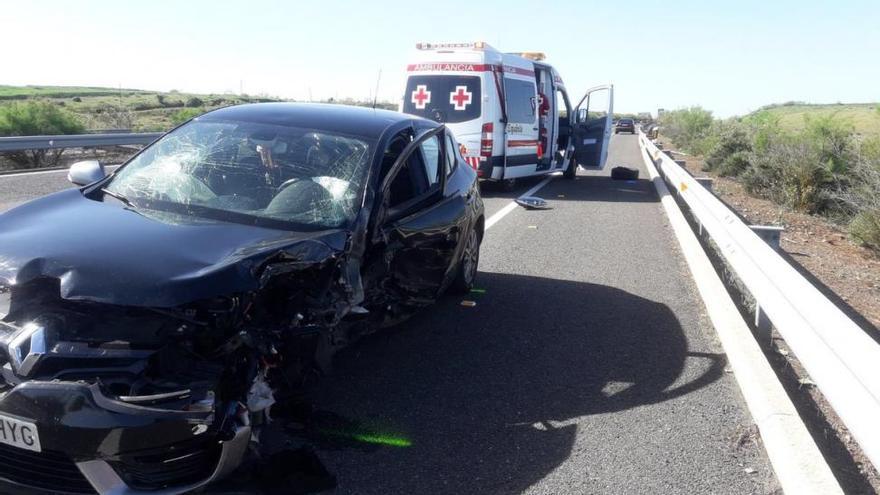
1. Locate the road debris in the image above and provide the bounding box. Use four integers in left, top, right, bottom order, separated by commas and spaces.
516, 196, 551, 209
611, 166, 639, 180
461, 300, 477, 307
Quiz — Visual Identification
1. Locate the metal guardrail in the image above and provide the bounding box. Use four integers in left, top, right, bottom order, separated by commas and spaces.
0, 133, 162, 152
638, 131, 880, 471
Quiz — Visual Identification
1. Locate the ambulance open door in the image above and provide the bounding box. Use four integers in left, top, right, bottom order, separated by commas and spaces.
571, 84, 613, 169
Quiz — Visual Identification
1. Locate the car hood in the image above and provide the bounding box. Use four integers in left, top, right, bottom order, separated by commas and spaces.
0, 189, 348, 307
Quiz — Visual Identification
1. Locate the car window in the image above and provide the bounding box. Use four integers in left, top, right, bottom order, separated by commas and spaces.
387, 134, 443, 208
504, 78, 537, 124
106, 119, 372, 231
420, 135, 441, 186
444, 133, 457, 176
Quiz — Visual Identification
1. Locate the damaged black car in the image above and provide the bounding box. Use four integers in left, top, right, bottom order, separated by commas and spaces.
0, 103, 484, 494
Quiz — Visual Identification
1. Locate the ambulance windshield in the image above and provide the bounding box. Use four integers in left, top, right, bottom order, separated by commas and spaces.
403, 76, 482, 124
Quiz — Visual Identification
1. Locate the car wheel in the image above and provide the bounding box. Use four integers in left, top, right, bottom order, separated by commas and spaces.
500, 178, 517, 192
564, 155, 577, 179
451, 226, 480, 293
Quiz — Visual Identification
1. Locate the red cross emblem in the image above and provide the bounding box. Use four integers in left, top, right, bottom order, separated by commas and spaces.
411, 85, 431, 110
449, 86, 472, 111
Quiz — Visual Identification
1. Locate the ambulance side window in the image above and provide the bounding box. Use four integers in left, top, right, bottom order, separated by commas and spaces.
505, 78, 537, 124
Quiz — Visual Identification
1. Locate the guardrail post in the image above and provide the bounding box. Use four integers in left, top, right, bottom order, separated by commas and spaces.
695, 177, 713, 193
754, 304, 773, 345
749, 225, 784, 251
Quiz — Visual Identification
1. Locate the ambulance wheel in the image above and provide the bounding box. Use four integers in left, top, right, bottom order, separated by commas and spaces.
451, 226, 481, 294
500, 178, 517, 192
564, 156, 578, 179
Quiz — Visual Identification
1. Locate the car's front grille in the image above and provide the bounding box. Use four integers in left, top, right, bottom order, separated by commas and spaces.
0, 443, 96, 494
111, 439, 221, 491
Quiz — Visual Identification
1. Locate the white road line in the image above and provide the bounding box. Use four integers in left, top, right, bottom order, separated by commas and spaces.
638, 138, 842, 495
485, 173, 558, 231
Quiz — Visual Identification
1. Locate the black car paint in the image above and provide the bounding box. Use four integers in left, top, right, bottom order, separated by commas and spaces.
0, 188, 346, 308
0, 103, 484, 494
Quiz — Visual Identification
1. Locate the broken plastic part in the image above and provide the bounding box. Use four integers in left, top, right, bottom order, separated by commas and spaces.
515, 196, 551, 210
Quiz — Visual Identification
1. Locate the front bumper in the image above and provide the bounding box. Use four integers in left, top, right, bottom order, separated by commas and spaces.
0, 381, 249, 494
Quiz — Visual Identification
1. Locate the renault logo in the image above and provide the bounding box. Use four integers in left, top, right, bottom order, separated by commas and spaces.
7, 323, 46, 377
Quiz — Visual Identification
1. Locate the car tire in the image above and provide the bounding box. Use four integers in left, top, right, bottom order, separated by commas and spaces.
500, 178, 517, 192
563, 155, 577, 179
451, 226, 481, 294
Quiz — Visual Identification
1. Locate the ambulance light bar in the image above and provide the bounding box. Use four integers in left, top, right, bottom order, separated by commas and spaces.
416, 41, 487, 50
515, 52, 546, 61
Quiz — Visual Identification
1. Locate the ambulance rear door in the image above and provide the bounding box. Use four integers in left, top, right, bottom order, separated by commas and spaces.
501, 70, 540, 178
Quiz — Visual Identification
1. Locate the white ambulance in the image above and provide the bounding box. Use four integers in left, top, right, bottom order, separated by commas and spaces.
400, 41, 614, 186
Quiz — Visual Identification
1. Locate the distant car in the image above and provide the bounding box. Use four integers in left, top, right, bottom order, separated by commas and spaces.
615, 118, 635, 134
0, 103, 484, 494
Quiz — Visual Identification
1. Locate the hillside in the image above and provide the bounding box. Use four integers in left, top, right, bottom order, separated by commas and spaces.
0, 85, 284, 132
0, 85, 401, 133
749, 102, 880, 136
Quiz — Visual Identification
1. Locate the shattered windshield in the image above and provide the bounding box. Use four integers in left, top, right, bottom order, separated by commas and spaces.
106, 119, 372, 230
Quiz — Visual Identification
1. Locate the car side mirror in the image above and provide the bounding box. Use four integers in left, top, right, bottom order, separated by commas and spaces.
68, 160, 106, 186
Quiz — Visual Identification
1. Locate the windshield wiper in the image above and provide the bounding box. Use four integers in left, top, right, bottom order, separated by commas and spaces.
100, 188, 136, 208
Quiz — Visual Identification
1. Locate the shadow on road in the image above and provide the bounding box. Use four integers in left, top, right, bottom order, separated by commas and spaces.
289, 272, 724, 494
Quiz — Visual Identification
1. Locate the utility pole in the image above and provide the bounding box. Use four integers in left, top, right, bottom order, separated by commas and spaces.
372, 68, 382, 108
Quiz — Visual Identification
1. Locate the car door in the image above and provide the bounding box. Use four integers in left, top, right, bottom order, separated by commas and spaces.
571, 84, 614, 169
376, 126, 465, 304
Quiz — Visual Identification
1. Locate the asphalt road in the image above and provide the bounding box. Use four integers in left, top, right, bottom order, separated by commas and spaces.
0, 135, 778, 494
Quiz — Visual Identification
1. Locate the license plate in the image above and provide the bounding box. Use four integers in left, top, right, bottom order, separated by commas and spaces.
0, 413, 41, 452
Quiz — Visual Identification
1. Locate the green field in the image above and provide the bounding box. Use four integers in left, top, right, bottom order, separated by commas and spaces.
749, 102, 880, 136
0, 85, 149, 100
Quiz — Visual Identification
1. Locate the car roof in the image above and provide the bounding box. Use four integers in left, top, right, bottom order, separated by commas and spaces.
201, 102, 431, 139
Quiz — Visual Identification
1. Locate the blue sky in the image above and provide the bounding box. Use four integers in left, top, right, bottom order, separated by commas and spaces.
4, 0, 878, 117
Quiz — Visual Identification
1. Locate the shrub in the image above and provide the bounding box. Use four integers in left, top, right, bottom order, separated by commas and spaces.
743, 138, 832, 213
172, 107, 203, 125
92, 104, 134, 129
839, 142, 880, 249
659, 106, 714, 153
156, 94, 166, 106
704, 122, 752, 175
717, 150, 752, 177
0, 101, 85, 168
850, 210, 880, 251
803, 113, 854, 175
185, 97, 204, 108
72, 96, 82, 102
